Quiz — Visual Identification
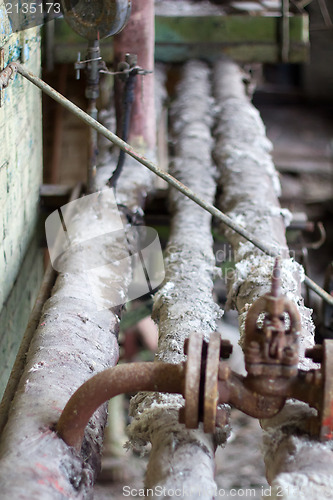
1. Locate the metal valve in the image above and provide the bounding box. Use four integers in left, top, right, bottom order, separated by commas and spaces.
56, 259, 333, 452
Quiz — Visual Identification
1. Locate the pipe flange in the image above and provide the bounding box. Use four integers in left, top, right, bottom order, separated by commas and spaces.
183, 332, 204, 429
320, 339, 333, 440
204, 331, 222, 432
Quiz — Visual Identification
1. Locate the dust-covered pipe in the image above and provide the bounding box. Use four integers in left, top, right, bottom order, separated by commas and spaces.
212, 58, 333, 500
0, 8, 161, 496
127, 60, 227, 499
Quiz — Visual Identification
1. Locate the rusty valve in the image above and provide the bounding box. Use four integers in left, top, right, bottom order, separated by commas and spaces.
57, 259, 333, 452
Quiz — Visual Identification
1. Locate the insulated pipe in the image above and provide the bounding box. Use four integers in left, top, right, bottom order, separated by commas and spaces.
0, 183, 82, 437
4, 62, 330, 306
212, 58, 333, 500
0, 72, 162, 500
127, 60, 224, 498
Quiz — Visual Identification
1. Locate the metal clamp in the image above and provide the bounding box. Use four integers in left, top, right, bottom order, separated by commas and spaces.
99, 53, 153, 81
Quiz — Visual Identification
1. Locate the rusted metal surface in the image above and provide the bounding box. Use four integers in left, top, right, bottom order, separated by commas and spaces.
57, 287, 333, 459
305, 340, 333, 441
204, 331, 222, 432
244, 259, 301, 379
320, 340, 333, 440
214, 262, 328, 435
57, 363, 184, 451
113, 0, 155, 152
182, 332, 203, 429
0, 61, 17, 93
85, 40, 101, 193
54, 261, 333, 494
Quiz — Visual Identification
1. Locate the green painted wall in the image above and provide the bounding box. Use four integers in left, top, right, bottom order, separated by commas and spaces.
0, 2, 44, 397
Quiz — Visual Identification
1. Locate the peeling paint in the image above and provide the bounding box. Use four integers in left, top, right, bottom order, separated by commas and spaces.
0, 3, 42, 396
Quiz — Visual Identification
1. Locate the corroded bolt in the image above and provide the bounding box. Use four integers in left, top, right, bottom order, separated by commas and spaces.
248, 341, 260, 352
305, 345, 323, 364
220, 339, 233, 359
285, 347, 295, 357
178, 406, 186, 424
305, 370, 322, 386
247, 364, 263, 376
215, 407, 229, 428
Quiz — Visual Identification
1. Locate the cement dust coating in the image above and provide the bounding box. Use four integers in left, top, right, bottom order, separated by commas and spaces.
0, 66, 163, 496
124, 60, 225, 497
45, 189, 165, 311
212, 59, 315, 370
212, 58, 333, 500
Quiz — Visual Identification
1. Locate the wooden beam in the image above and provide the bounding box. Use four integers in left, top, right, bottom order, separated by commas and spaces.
155, 14, 309, 63
53, 12, 309, 64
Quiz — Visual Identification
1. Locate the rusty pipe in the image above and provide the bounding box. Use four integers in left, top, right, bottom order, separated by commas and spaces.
57, 362, 185, 452
218, 372, 286, 419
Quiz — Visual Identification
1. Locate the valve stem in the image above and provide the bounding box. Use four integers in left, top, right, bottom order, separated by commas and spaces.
271, 257, 281, 298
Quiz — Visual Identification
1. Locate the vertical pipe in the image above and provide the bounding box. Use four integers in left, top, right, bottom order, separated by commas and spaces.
86, 40, 101, 193
113, 0, 156, 153
50, 63, 68, 184
87, 100, 98, 193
